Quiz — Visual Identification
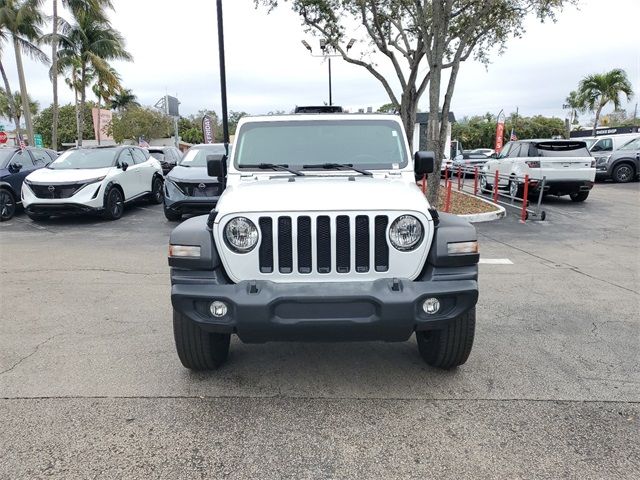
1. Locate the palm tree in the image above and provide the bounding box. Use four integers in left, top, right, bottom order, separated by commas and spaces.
91, 65, 120, 144
564, 90, 585, 126
50, 0, 111, 150
54, 9, 131, 145
0, 0, 48, 141
578, 69, 634, 135
110, 88, 139, 111
0, 88, 37, 125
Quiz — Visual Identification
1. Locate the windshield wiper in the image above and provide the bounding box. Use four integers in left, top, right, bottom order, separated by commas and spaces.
257, 163, 304, 176
302, 163, 373, 176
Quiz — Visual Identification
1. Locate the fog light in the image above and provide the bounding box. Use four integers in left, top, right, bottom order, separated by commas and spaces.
210, 301, 228, 317
422, 298, 440, 315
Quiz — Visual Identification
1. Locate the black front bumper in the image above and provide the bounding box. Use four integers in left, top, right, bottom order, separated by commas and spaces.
165, 198, 219, 214
532, 180, 594, 195
25, 203, 101, 216
171, 272, 478, 343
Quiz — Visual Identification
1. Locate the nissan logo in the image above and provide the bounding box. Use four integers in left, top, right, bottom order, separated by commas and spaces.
48, 185, 55, 192
198, 183, 206, 189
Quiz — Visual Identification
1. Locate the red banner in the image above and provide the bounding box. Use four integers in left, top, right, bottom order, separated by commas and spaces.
495, 111, 506, 153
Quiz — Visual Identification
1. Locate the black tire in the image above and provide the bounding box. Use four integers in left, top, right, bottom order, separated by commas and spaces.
173, 309, 230, 370
0, 188, 16, 221
570, 191, 589, 202
164, 206, 182, 221
612, 163, 635, 183
416, 307, 476, 369
149, 176, 164, 204
26, 212, 50, 221
103, 187, 124, 220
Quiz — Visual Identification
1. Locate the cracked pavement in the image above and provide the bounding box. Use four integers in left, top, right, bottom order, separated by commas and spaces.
1, 183, 639, 479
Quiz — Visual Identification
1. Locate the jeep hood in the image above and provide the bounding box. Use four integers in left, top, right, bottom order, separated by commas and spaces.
215, 176, 429, 215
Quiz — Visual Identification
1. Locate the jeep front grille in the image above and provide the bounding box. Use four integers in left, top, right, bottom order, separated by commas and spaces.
258, 214, 389, 275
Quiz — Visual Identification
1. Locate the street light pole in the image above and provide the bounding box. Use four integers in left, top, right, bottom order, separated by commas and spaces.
301, 38, 355, 106
216, 0, 229, 152
328, 57, 332, 106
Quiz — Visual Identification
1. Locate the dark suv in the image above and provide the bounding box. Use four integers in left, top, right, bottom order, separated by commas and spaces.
163, 144, 226, 221
147, 146, 183, 175
0, 146, 57, 221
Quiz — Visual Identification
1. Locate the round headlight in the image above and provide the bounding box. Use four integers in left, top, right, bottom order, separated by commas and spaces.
389, 215, 423, 251
224, 217, 258, 253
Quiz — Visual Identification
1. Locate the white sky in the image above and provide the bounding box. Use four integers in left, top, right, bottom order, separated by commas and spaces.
7, 0, 640, 126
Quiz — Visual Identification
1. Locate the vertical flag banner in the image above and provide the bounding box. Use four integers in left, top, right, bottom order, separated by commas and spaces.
495, 110, 506, 153
202, 115, 215, 144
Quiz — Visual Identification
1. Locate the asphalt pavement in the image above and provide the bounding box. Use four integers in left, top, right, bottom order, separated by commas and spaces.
1, 182, 638, 479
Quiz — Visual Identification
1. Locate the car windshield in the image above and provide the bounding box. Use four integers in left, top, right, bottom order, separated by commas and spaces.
48, 148, 117, 170
149, 151, 165, 161
619, 138, 640, 151
234, 120, 408, 169
583, 138, 597, 149
179, 145, 226, 167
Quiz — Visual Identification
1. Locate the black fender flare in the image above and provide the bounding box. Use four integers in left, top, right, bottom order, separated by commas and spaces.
0, 181, 16, 198
609, 157, 637, 175
152, 171, 164, 188
103, 181, 124, 206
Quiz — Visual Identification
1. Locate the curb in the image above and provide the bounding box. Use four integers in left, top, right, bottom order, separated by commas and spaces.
454, 191, 506, 223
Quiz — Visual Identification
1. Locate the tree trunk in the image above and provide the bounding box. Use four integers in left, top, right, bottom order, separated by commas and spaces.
96, 96, 101, 145
0, 60, 20, 134
592, 103, 604, 136
51, 0, 59, 150
78, 67, 86, 146
13, 39, 35, 143
399, 87, 418, 152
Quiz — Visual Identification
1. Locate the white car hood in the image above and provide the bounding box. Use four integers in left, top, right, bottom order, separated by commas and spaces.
26, 167, 113, 184
215, 176, 429, 216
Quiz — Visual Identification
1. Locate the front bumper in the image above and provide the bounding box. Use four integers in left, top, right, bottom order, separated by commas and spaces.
25, 203, 101, 216
531, 179, 594, 195
171, 273, 478, 343
165, 197, 220, 214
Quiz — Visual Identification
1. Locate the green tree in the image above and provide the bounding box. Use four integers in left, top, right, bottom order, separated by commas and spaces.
0, 88, 37, 127
228, 110, 248, 136
110, 87, 139, 112
34, 102, 95, 147
49, 0, 112, 150
577, 69, 634, 135
54, 8, 131, 145
91, 65, 120, 144
109, 106, 171, 143
0, 0, 48, 139
377, 102, 399, 114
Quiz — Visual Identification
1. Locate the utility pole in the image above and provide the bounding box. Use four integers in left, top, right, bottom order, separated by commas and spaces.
328, 57, 332, 106
301, 38, 356, 106
216, 0, 229, 153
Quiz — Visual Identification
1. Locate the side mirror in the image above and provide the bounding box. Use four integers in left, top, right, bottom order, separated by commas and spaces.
414, 151, 435, 175
8, 162, 22, 173
121, 162, 129, 171
207, 154, 227, 179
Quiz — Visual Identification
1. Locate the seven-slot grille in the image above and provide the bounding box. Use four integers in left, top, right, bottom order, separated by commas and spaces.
175, 181, 221, 197
28, 182, 88, 199
258, 215, 389, 275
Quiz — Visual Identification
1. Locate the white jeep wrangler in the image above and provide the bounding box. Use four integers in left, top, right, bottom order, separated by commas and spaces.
168, 113, 479, 370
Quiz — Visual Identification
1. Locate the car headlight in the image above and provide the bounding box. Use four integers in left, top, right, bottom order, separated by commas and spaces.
389, 215, 423, 251
596, 155, 611, 164
224, 217, 258, 253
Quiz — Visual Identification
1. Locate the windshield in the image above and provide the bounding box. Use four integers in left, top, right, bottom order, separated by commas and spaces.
48, 149, 117, 170
149, 151, 165, 161
179, 145, 226, 167
583, 138, 597, 149
619, 137, 640, 151
234, 120, 408, 170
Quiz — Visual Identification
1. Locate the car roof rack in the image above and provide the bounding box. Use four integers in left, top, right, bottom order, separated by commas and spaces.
294, 105, 343, 114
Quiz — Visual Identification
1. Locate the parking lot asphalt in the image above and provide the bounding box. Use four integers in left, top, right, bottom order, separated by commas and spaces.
1, 182, 639, 479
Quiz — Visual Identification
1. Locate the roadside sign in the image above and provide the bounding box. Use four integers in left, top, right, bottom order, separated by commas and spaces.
0, 124, 5, 132
0, 131, 7, 144
34, 134, 43, 147
202, 115, 215, 143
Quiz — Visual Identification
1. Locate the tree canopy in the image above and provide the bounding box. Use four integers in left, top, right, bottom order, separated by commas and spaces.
108, 106, 171, 143
34, 102, 95, 147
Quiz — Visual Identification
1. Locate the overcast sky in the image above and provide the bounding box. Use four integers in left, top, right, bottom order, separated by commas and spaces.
5, 0, 640, 127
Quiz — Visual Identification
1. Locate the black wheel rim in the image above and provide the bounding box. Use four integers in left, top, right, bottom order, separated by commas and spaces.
154, 179, 163, 201
616, 166, 631, 182
109, 190, 123, 217
0, 191, 14, 219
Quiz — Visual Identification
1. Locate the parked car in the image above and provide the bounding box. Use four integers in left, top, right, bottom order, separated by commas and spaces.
147, 145, 182, 175
481, 139, 595, 202
163, 143, 227, 221
0, 146, 57, 221
469, 148, 495, 157
595, 137, 640, 183
21, 146, 164, 221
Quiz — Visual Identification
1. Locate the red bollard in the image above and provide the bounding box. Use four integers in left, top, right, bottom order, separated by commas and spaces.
444, 180, 452, 212
421, 173, 426, 194
493, 170, 500, 203
473, 167, 479, 195
520, 174, 530, 222
444, 165, 449, 182
457, 166, 462, 191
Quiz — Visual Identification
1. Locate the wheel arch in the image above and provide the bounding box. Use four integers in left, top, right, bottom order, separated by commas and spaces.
611, 158, 636, 174
0, 181, 16, 197
103, 181, 124, 203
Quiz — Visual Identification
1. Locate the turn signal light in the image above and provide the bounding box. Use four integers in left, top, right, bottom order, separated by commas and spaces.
447, 241, 479, 255
169, 245, 201, 258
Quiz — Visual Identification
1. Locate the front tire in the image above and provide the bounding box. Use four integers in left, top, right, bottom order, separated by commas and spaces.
570, 191, 589, 202
173, 310, 230, 370
149, 176, 164, 204
164, 206, 182, 221
612, 163, 635, 183
103, 187, 124, 220
416, 308, 476, 369
0, 189, 16, 221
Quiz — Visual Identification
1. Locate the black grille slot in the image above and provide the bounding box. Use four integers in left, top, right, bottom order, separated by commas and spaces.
355, 216, 370, 273
258, 217, 273, 273
316, 216, 331, 273
29, 183, 86, 199
278, 217, 293, 273
374, 216, 389, 272
297, 216, 312, 273
336, 216, 350, 273
175, 181, 221, 197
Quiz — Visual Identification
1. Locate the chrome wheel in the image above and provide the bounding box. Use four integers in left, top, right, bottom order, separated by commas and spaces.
480, 174, 489, 192
509, 179, 519, 198
0, 189, 16, 221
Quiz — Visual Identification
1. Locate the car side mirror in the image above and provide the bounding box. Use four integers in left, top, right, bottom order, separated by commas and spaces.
121, 162, 129, 171
414, 151, 435, 175
9, 162, 22, 173
207, 154, 228, 179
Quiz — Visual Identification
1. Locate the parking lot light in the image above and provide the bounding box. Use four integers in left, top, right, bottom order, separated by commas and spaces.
210, 301, 228, 318
422, 298, 440, 315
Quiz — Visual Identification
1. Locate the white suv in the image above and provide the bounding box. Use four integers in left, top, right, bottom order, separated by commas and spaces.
22, 146, 164, 220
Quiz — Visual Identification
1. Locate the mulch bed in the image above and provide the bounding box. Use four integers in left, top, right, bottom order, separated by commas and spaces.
417, 184, 499, 215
